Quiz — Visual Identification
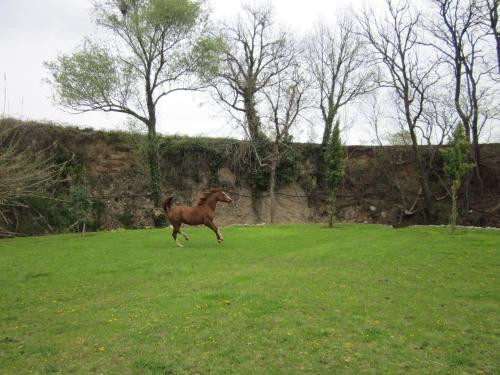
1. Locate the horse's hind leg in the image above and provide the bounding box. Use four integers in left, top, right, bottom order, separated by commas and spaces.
204, 219, 223, 243
172, 225, 183, 247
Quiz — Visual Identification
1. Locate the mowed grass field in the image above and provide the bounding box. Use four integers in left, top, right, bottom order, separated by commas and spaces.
0, 224, 499, 374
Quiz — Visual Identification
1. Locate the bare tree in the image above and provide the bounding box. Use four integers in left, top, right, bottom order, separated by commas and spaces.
428, 0, 494, 167
208, 4, 301, 220
420, 94, 457, 147
359, 0, 439, 218
482, 0, 500, 74
0, 125, 64, 236
305, 15, 376, 149
262, 52, 307, 223
363, 94, 385, 146
212, 4, 292, 143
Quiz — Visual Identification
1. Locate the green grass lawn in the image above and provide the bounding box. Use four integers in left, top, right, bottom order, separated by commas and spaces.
0, 224, 499, 374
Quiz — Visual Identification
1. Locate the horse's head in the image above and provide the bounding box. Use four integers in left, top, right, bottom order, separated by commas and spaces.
197, 188, 232, 206
216, 189, 232, 203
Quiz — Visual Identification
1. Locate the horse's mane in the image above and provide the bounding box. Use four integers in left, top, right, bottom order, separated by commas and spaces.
197, 188, 222, 206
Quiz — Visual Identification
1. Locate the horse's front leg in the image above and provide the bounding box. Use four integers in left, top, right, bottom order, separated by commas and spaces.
204, 219, 223, 243
172, 225, 183, 247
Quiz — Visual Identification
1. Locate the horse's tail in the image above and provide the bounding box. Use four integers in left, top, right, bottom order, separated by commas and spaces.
163, 196, 174, 213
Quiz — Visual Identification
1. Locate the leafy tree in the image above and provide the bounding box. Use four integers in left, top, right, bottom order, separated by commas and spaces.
324, 120, 346, 227
45, 0, 214, 226
442, 123, 474, 233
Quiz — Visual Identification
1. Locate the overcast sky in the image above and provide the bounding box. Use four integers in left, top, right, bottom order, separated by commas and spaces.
3, 0, 497, 145
0, 0, 387, 143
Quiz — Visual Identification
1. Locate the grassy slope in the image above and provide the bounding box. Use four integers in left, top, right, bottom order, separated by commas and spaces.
0, 225, 498, 374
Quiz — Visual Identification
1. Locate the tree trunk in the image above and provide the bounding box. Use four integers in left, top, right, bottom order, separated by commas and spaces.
464, 169, 472, 218
407, 122, 433, 221
468, 60, 481, 173
450, 181, 458, 233
321, 116, 335, 149
244, 86, 265, 221
318, 115, 335, 189
496, 29, 500, 75
145, 79, 164, 227
328, 190, 337, 227
490, 1, 500, 75
146, 123, 162, 214
269, 148, 278, 224
244, 89, 261, 142
471, 118, 480, 169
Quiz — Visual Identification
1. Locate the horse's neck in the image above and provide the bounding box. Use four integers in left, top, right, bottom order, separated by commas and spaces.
204, 195, 218, 211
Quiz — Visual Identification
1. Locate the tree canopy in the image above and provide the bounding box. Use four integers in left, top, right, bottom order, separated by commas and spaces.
45, 0, 216, 222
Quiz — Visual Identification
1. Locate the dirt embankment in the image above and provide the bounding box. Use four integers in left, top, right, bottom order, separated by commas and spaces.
3, 119, 500, 230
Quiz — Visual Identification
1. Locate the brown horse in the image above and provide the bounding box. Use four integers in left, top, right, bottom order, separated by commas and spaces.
163, 188, 232, 247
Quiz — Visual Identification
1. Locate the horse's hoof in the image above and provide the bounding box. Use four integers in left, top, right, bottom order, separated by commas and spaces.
176, 242, 184, 248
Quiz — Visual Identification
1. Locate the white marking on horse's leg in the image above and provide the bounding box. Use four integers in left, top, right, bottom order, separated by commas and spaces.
217, 230, 223, 242
180, 231, 189, 240
176, 239, 184, 247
